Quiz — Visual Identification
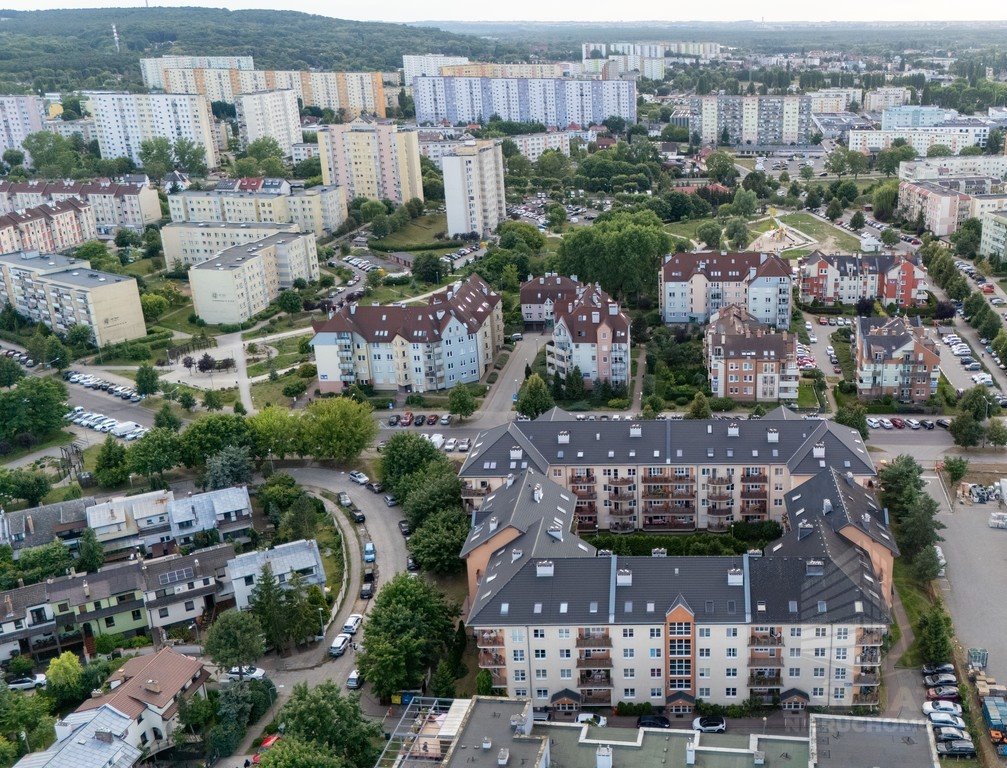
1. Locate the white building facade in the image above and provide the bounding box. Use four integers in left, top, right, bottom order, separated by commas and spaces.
443, 139, 507, 237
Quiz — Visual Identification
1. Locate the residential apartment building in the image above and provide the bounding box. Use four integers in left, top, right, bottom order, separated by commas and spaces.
413, 77, 637, 128
0, 199, 97, 252
159, 67, 385, 118
189, 231, 319, 324
546, 284, 631, 387
854, 316, 940, 403
848, 119, 992, 155
235, 89, 301, 157
86, 92, 219, 167
0, 251, 144, 345
520, 273, 584, 328
461, 466, 889, 712
0, 95, 44, 163
980, 209, 1007, 258
0, 179, 160, 234
437, 62, 569, 79
659, 251, 792, 327
140, 54, 254, 90
141, 544, 236, 635
42, 117, 95, 143
705, 305, 799, 402
898, 177, 1007, 236
807, 88, 863, 113
689, 95, 813, 147
402, 53, 470, 83
291, 142, 319, 163
160, 220, 302, 266
168, 180, 346, 237
443, 139, 507, 237
458, 409, 875, 533
420, 130, 569, 167
881, 105, 958, 130
899, 153, 1007, 181
316, 119, 423, 204
225, 539, 326, 610
863, 86, 912, 111
798, 251, 928, 308
75, 647, 209, 756
311, 274, 503, 393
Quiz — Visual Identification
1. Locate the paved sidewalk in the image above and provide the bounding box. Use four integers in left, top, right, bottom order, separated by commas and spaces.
882, 589, 917, 718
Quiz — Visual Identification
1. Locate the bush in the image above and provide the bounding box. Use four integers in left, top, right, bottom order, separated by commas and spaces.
614, 701, 654, 716
297, 363, 317, 379
94, 634, 124, 654
709, 397, 735, 412
494, 353, 510, 370
405, 394, 426, 407
487, 372, 499, 384
607, 398, 630, 409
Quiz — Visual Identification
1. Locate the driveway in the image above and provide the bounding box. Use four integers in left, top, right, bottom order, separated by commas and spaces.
475, 333, 548, 428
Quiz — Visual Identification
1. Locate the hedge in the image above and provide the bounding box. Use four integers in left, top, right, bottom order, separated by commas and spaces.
368, 239, 448, 253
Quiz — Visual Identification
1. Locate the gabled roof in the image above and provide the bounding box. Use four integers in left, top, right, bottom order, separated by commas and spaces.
661, 251, 791, 283
14, 704, 141, 768
707, 304, 795, 360
553, 284, 630, 345
140, 543, 236, 592
0, 497, 94, 551
855, 315, 935, 361
519, 274, 582, 306
804, 250, 920, 277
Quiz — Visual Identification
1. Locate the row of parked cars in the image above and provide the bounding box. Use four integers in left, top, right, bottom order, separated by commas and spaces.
64, 370, 145, 403
920, 663, 977, 757
867, 417, 940, 430
66, 406, 149, 441
388, 412, 453, 427
0, 347, 36, 367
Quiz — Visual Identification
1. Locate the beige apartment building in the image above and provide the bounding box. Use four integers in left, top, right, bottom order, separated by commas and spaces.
461, 469, 891, 713
458, 409, 875, 534
854, 316, 940, 404
443, 139, 506, 237
705, 305, 799, 403
160, 221, 301, 267
235, 89, 302, 157
0, 179, 160, 234
167, 183, 345, 237
189, 232, 318, 324
317, 119, 423, 204
0, 251, 145, 346
0, 199, 97, 254
437, 62, 568, 79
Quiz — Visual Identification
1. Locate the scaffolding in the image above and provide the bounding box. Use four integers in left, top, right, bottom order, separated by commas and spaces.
375, 697, 460, 768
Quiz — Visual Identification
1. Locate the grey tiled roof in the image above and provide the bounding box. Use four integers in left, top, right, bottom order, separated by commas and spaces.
140, 543, 236, 591
14, 705, 141, 768
459, 411, 875, 479
0, 498, 94, 552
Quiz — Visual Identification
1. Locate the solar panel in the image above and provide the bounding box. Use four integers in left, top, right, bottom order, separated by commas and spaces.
158, 566, 194, 586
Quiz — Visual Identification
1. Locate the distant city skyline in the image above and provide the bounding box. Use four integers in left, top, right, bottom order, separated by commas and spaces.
2, 0, 1007, 23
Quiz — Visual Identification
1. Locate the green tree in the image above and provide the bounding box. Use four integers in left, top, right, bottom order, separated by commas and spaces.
205, 445, 253, 489
912, 544, 943, 582
249, 406, 302, 460
958, 386, 1000, 420
846, 151, 868, 178
135, 363, 159, 396
951, 412, 985, 448
825, 148, 848, 177
696, 221, 722, 249
179, 413, 252, 468
275, 681, 382, 768
943, 456, 969, 486
304, 398, 378, 463
849, 211, 865, 230
258, 737, 344, 768
917, 603, 953, 664
731, 188, 757, 216
0, 358, 24, 388
407, 509, 468, 574
872, 183, 900, 221
880, 228, 900, 247
128, 427, 181, 479
246, 136, 284, 161
898, 493, 944, 560
380, 433, 442, 493
402, 461, 463, 529
687, 392, 711, 419
250, 564, 287, 652
987, 418, 1007, 448
154, 403, 182, 432
138, 137, 173, 178
448, 386, 477, 421
545, 203, 566, 230
202, 390, 224, 411
76, 528, 104, 573
94, 435, 130, 487
834, 403, 869, 439
411, 252, 443, 283
825, 198, 844, 221
178, 391, 197, 411
723, 217, 749, 249
45, 651, 83, 707
516, 373, 553, 419
277, 290, 303, 314
429, 658, 456, 698
951, 218, 982, 258
232, 157, 260, 178
0, 469, 51, 506
0, 376, 67, 441
140, 293, 169, 322
877, 454, 925, 521
203, 609, 264, 674
172, 137, 207, 174
278, 493, 320, 542
926, 143, 953, 157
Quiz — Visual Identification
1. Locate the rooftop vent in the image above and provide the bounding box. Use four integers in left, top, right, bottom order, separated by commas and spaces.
629, 424, 642, 438
536, 560, 554, 577
616, 568, 632, 587
727, 567, 743, 587
767, 428, 779, 443
807, 559, 825, 577
547, 524, 564, 542
598, 549, 613, 557
651, 548, 667, 557
727, 423, 740, 437
797, 520, 814, 540
509, 446, 523, 460
823, 498, 833, 515
510, 549, 523, 563
812, 442, 826, 459
497, 748, 510, 766
488, 516, 499, 533
482, 738, 492, 751
557, 431, 570, 444
596, 745, 613, 768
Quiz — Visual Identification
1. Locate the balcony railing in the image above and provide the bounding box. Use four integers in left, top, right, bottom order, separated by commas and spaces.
478, 650, 507, 668
741, 488, 768, 500
708, 491, 733, 501
853, 691, 880, 705
609, 506, 636, 517
490, 670, 507, 687
749, 632, 784, 646
476, 631, 504, 648
742, 473, 768, 484
576, 518, 599, 533
642, 475, 673, 485
610, 491, 636, 502
642, 489, 670, 500
856, 649, 881, 666
643, 518, 696, 531
707, 506, 734, 517
671, 489, 696, 499
708, 475, 733, 486
707, 520, 732, 533
571, 474, 596, 485
576, 655, 613, 669
578, 674, 613, 688
855, 673, 880, 687
574, 489, 598, 500
741, 503, 768, 516
748, 673, 783, 687
576, 634, 612, 648
608, 477, 635, 486
858, 629, 884, 646
749, 656, 784, 668
462, 486, 489, 499
609, 520, 636, 533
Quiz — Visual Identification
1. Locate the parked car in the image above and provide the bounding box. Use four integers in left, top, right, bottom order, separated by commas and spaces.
406, 555, 419, 571
637, 715, 672, 729
363, 542, 376, 562
923, 700, 963, 716
936, 740, 977, 758
439, 414, 453, 426
384, 494, 398, 507
346, 669, 363, 689
338, 491, 352, 507
890, 417, 906, 429
924, 673, 958, 688
351, 509, 366, 523
349, 471, 369, 485
443, 438, 457, 451
414, 414, 427, 426
7, 674, 46, 691
388, 414, 400, 426
928, 713, 967, 729
400, 411, 414, 426
575, 713, 607, 727
922, 663, 956, 677
936, 418, 952, 429
921, 419, 936, 430
342, 613, 364, 635
692, 716, 726, 733
226, 666, 266, 681
329, 633, 351, 657
926, 686, 961, 702
359, 582, 374, 599
458, 439, 471, 452
365, 481, 383, 493
398, 520, 411, 536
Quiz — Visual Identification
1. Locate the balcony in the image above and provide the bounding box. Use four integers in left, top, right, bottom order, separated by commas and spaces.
462, 486, 489, 499
748, 673, 783, 687
580, 691, 612, 706
853, 690, 880, 705
610, 490, 636, 502
856, 649, 881, 666
742, 473, 768, 484
643, 516, 696, 531
707, 506, 734, 517
571, 474, 596, 485
608, 476, 635, 486
855, 673, 880, 687
478, 650, 506, 668
576, 513, 598, 533
741, 488, 768, 500
578, 672, 613, 688
576, 634, 612, 649
749, 655, 784, 668
642, 475, 673, 485
609, 520, 636, 533
576, 655, 613, 669
671, 489, 696, 499
749, 631, 784, 647
707, 520, 733, 533
476, 631, 504, 648
708, 475, 733, 486
708, 491, 733, 502
609, 506, 636, 517
490, 670, 507, 688
741, 503, 767, 517
574, 489, 598, 501
642, 488, 670, 500
858, 629, 884, 646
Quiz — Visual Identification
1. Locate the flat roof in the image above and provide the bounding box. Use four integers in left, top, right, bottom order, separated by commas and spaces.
809, 714, 938, 768
191, 232, 305, 270
45, 269, 136, 289
0, 250, 76, 269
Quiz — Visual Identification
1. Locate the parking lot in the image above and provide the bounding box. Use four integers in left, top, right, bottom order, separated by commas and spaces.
801, 312, 852, 377
62, 371, 151, 443
508, 193, 609, 232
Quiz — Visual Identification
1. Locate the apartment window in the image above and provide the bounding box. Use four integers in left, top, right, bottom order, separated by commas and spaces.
835, 648, 848, 661
668, 622, 690, 636
833, 687, 845, 701
725, 687, 737, 698
559, 649, 571, 659
184, 601, 194, 612
243, 575, 254, 586
515, 688, 528, 698
651, 668, 663, 678
511, 630, 525, 643
726, 668, 738, 678
698, 628, 711, 638
651, 687, 663, 699
835, 668, 847, 680
623, 669, 635, 678
533, 629, 545, 639
790, 628, 802, 637
512, 650, 525, 662
814, 648, 826, 658
814, 667, 825, 678
698, 687, 711, 698
812, 687, 824, 698
536, 689, 548, 699
535, 669, 548, 679
726, 648, 738, 658
789, 648, 801, 658
699, 648, 711, 658
131, 610, 142, 622
726, 628, 738, 638
558, 629, 571, 639
836, 628, 849, 640
623, 648, 635, 659
514, 670, 526, 682
534, 649, 546, 659
789, 668, 800, 677
815, 627, 827, 638
560, 669, 572, 679
158, 608, 169, 619
650, 628, 662, 639
104, 617, 115, 628
623, 688, 636, 699
623, 628, 635, 638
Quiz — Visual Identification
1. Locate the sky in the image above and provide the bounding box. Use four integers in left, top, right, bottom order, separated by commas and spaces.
3, 0, 1007, 23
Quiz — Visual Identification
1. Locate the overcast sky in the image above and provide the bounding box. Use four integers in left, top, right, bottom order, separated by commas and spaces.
6, 0, 1007, 23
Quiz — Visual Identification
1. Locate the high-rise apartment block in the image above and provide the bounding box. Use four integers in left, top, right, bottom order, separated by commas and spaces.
807, 88, 863, 113
899, 154, 1007, 181
316, 119, 423, 204
0, 179, 160, 234
980, 210, 1007, 258
160, 220, 302, 267
86, 92, 218, 168
0, 95, 45, 163
443, 139, 506, 237
862, 86, 912, 111
898, 177, 1007, 236
235, 89, 301, 157
402, 53, 470, 84
689, 95, 813, 146
139, 54, 254, 90
849, 118, 991, 155
0, 251, 145, 345
413, 77, 637, 128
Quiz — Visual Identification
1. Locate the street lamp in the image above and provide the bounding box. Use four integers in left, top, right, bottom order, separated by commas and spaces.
189, 622, 201, 652
318, 607, 325, 639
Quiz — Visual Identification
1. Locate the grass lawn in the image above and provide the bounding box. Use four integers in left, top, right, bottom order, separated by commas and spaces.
241, 311, 317, 340
748, 218, 778, 235
893, 559, 932, 668
250, 371, 302, 410
369, 213, 447, 250
665, 218, 708, 242
315, 514, 344, 593
830, 334, 855, 381
778, 213, 861, 251
365, 278, 455, 306
123, 258, 162, 277
733, 156, 757, 170
247, 335, 309, 378
797, 380, 818, 409
156, 302, 224, 337
781, 247, 813, 260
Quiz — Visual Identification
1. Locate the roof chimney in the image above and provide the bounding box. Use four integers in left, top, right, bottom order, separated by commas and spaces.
616, 568, 632, 587
82, 580, 89, 598
25, 515, 33, 535
596, 745, 613, 768
533, 484, 543, 503
488, 516, 499, 532
727, 567, 743, 586
767, 428, 779, 443
812, 442, 825, 459
727, 423, 740, 437
797, 520, 814, 540
823, 498, 833, 514
510, 549, 523, 563
651, 548, 667, 557
505, 473, 515, 488
536, 560, 554, 577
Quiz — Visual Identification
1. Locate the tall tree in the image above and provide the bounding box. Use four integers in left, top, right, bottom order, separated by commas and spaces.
303, 398, 378, 463
76, 528, 104, 573
516, 373, 553, 419
687, 392, 712, 419
94, 435, 130, 487
134, 363, 160, 396
249, 565, 287, 652
447, 386, 477, 421
407, 509, 468, 574
275, 681, 382, 768
205, 445, 253, 489
203, 609, 264, 674
138, 137, 173, 178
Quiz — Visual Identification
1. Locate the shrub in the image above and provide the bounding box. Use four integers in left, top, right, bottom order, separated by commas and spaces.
607, 398, 630, 409
405, 394, 426, 407
487, 372, 499, 384
297, 363, 317, 379
615, 701, 654, 716
709, 397, 735, 412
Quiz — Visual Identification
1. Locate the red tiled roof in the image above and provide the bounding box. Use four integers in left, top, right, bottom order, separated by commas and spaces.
661, 251, 791, 283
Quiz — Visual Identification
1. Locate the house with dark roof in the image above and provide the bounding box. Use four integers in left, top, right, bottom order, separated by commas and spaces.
799, 250, 927, 308
459, 407, 875, 533
547, 284, 631, 387
519, 273, 583, 329
704, 304, 800, 402
311, 274, 503, 394
660, 251, 792, 327
13, 704, 142, 768
853, 315, 940, 403
140, 544, 235, 636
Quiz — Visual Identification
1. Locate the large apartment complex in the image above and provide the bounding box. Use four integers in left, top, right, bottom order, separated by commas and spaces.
0, 95, 45, 162
160, 220, 302, 266
807, 88, 863, 113
0, 199, 97, 253
689, 95, 813, 146
459, 408, 875, 533
139, 54, 255, 90
980, 209, 1007, 258
862, 86, 912, 111
545, 283, 631, 388
316, 119, 423, 204
848, 118, 991, 155
0, 179, 160, 233
402, 53, 470, 83
881, 105, 958, 129
898, 177, 1007, 236
189, 231, 319, 324
86, 92, 219, 167
0, 251, 144, 345
705, 305, 799, 402
798, 251, 927, 308
311, 274, 503, 393
461, 464, 891, 712
443, 139, 507, 237
167, 178, 346, 237
659, 251, 792, 327
899, 153, 1007, 181
420, 130, 570, 167
853, 316, 941, 404
413, 77, 637, 128
235, 89, 302, 157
